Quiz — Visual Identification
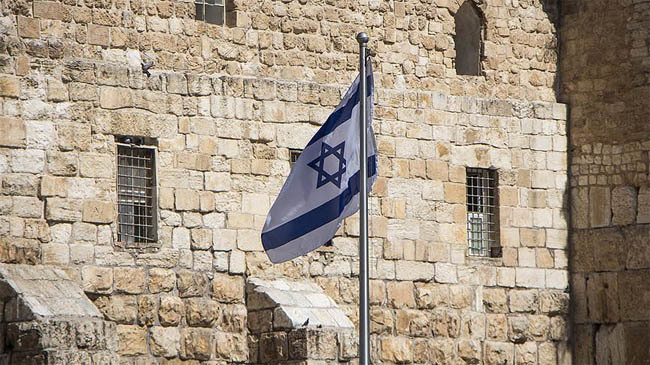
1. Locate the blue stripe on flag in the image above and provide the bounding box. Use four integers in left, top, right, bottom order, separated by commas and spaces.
306, 74, 374, 148
261, 155, 377, 250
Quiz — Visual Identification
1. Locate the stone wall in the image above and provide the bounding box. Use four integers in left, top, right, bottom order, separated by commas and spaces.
0, 0, 569, 364
0, 264, 118, 364
561, 0, 650, 363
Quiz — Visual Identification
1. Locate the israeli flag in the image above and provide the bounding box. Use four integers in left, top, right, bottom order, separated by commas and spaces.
261, 61, 377, 263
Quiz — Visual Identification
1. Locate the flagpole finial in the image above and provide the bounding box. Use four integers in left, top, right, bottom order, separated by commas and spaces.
356, 32, 369, 44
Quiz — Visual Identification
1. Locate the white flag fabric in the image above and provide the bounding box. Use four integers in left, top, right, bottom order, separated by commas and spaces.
261, 61, 377, 263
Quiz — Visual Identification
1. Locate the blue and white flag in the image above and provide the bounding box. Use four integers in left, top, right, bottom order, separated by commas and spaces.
262, 61, 377, 263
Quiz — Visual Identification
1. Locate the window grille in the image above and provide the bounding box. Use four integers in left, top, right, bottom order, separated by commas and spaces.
195, 0, 225, 25
466, 168, 499, 257
117, 141, 157, 245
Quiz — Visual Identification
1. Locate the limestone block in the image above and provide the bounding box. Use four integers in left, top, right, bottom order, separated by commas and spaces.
215, 333, 248, 362
16, 16, 39, 39
193, 251, 213, 271
444, 182, 465, 203
41, 243, 69, 264
176, 270, 208, 298
515, 342, 538, 364
485, 341, 514, 365
94, 295, 137, 324
45, 198, 83, 222
175, 189, 199, 211
611, 186, 636, 225
0, 70, 21, 96
117, 325, 147, 356
515, 268, 545, 288
531, 170, 554, 189
88, 24, 109, 46
79, 153, 112, 178
166, 73, 188, 95
11, 150, 44, 173
434, 263, 458, 283
211, 273, 244, 303
172, 227, 190, 249
379, 337, 413, 363
47, 152, 78, 176
260, 332, 288, 363
158, 296, 184, 326
114, 267, 146, 294
590, 186, 611, 228
387, 281, 415, 308
229, 250, 246, 274
148, 268, 175, 293
181, 328, 214, 360
82, 200, 114, 224
509, 290, 538, 313
99, 87, 133, 109
185, 298, 221, 327
237, 229, 263, 251
546, 269, 568, 290
81, 266, 113, 294
149, 326, 180, 358
571, 187, 589, 229
458, 340, 481, 364
636, 187, 650, 223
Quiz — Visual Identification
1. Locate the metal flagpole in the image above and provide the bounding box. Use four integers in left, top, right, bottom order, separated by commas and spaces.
356, 32, 370, 365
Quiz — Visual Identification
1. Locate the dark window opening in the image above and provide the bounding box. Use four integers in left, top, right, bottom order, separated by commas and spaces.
466, 168, 500, 257
289, 149, 301, 167
454, 1, 483, 76
196, 0, 225, 25
117, 136, 157, 245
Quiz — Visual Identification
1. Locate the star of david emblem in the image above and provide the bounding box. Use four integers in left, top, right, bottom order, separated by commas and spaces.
308, 141, 347, 189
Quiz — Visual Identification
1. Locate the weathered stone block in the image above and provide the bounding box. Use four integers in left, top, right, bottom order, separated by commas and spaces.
184, 298, 220, 327
379, 337, 413, 363
46, 198, 83, 222
149, 326, 180, 358
158, 296, 184, 326
88, 24, 109, 46
611, 186, 637, 225
148, 268, 175, 293
79, 154, 112, 178
117, 325, 147, 356
590, 186, 611, 228
211, 273, 244, 303
80, 265, 112, 293
113, 267, 146, 294
176, 270, 208, 298
387, 281, 416, 308
260, 332, 288, 362
175, 189, 199, 211
82, 200, 114, 224
16, 16, 39, 39
181, 328, 213, 360
94, 295, 137, 324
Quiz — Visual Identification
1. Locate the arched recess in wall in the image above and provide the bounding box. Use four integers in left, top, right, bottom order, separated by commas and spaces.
454, 1, 484, 76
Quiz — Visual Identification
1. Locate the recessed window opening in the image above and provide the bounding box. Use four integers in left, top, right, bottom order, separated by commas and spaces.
466, 168, 499, 257
289, 149, 301, 167
196, 0, 225, 25
116, 136, 157, 245
454, 1, 483, 76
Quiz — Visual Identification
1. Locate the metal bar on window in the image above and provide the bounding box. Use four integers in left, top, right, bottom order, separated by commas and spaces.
466, 168, 498, 257
117, 143, 156, 244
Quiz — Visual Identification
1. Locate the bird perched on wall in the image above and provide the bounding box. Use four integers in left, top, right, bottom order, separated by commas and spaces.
301, 318, 309, 327
142, 60, 154, 77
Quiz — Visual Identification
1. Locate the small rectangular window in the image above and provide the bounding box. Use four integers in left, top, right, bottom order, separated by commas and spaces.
466, 168, 500, 257
289, 149, 301, 167
195, 0, 225, 25
117, 137, 157, 245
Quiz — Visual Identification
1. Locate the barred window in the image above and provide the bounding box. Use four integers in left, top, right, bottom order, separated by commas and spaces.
195, 0, 225, 25
117, 137, 157, 245
466, 168, 500, 257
